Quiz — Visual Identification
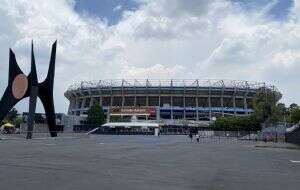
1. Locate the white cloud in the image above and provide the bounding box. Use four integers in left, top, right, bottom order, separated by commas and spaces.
113, 5, 122, 12
271, 50, 300, 67
0, 0, 299, 113
121, 64, 187, 79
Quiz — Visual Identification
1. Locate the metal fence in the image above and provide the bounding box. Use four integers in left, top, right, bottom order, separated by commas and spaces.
1, 124, 299, 146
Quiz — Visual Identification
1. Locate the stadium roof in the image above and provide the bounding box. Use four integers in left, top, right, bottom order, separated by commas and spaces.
67, 79, 279, 92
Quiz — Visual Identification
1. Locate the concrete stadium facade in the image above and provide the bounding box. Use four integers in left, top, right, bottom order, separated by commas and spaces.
64, 79, 280, 123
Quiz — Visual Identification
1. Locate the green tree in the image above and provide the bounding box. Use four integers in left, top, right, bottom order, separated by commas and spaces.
252, 88, 282, 126
5, 108, 18, 121
211, 115, 261, 131
276, 103, 287, 116
287, 103, 299, 123
13, 117, 23, 128
1, 108, 19, 126
211, 88, 284, 131
289, 103, 298, 110
269, 103, 288, 123
87, 104, 105, 126
290, 107, 300, 124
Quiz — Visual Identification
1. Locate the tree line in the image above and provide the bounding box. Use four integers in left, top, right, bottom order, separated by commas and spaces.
211, 88, 300, 131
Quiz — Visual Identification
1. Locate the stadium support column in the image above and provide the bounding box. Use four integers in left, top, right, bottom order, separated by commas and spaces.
171, 80, 174, 120
183, 82, 186, 121
89, 97, 93, 108
158, 82, 161, 112
89, 91, 93, 108
156, 107, 160, 122
171, 95, 174, 120
233, 86, 237, 116
146, 80, 149, 121
221, 81, 225, 117
121, 79, 124, 108
146, 79, 149, 107
110, 96, 113, 110
221, 96, 224, 117
109, 80, 113, 122
244, 97, 248, 115
110, 80, 113, 108
98, 88, 102, 107
244, 83, 249, 115
134, 81, 137, 107
106, 107, 110, 123
134, 96, 137, 107
99, 96, 102, 107
146, 96, 149, 107
208, 86, 212, 120
196, 80, 199, 121
121, 79, 125, 108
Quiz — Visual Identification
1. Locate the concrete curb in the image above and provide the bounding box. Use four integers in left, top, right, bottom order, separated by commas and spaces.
0, 134, 88, 141
255, 143, 300, 150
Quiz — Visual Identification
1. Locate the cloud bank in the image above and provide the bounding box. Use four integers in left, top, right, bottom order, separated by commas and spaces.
0, 0, 299, 113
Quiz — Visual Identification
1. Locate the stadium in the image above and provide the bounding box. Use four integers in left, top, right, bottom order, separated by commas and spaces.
64, 79, 281, 128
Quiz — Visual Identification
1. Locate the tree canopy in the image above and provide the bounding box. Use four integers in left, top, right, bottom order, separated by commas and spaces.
289, 103, 298, 110
252, 88, 281, 123
1, 108, 20, 126
87, 104, 105, 126
5, 108, 18, 121
211, 88, 299, 131
290, 106, 300, 124
211, 115, 261, 131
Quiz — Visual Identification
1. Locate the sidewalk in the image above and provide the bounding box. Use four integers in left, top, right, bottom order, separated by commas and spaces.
0, 133, 88, 140
255, 142, 300, 150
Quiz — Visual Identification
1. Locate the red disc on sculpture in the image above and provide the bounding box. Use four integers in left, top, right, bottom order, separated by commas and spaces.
12, 74, 28, 99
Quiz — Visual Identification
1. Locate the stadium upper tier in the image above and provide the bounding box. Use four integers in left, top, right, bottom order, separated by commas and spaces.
64, 79, 281, 120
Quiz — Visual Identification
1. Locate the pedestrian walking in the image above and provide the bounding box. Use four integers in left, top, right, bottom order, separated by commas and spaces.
188, 132, 193, 142
196, 134, 200, 143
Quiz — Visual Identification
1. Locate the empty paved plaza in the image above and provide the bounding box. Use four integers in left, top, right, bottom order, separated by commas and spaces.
0, 135, 300, 190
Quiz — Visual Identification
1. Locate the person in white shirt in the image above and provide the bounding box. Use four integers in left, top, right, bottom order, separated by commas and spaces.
195, 134, 200, 143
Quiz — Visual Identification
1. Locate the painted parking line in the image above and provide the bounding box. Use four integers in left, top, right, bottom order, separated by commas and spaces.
290, 160, 300, 163
45, 143, 56, 146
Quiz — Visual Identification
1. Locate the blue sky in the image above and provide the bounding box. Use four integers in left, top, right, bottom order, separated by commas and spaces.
232, 0, 294, 20
75, 0, 295, 25
75, 0, 140, 25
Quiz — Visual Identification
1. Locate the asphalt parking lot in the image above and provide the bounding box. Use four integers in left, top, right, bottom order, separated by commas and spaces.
0, 135, 300, 190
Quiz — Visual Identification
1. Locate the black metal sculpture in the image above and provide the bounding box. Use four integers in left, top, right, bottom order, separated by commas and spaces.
0, 41, 57, 138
